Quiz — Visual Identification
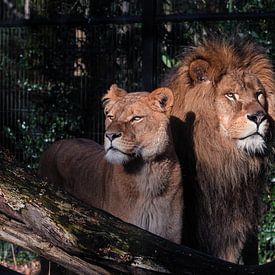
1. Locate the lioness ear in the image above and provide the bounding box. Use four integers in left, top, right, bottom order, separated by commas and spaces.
102, 84, 128, 108
149, 87, 174, 114
189, 59, 209, 83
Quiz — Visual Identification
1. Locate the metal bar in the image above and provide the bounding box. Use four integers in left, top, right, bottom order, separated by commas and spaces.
156, 11, 275, 22
142, 0, 157, 91
0, 15, 143, 27
1, 11, 275, 28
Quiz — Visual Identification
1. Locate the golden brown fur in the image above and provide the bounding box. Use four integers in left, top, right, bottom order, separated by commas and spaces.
40, 85, 183, 244
165, 39, 275, 262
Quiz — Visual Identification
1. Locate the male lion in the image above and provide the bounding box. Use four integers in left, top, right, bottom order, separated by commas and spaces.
165, 39, 275, 263
40, 85, 183, 244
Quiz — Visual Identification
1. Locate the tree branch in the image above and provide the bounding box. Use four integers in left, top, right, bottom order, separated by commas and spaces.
0, 150, 274, 274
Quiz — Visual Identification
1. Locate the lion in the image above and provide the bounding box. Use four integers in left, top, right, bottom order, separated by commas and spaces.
164, 39, 275, 263
39, 85, 183, 244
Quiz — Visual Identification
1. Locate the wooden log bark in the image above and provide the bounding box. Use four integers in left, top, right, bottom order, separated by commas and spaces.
0, 149, 274, 275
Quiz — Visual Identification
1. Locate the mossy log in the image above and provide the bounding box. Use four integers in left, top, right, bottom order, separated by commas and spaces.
0, 150, 274, 275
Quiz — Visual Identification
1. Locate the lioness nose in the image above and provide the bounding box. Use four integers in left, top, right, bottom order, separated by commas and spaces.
105, 132, 122, 141
247, 111, 267, 125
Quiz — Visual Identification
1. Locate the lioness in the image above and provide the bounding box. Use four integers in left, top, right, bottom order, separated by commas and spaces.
40, 85, 183, 244
165, 39, 275, 263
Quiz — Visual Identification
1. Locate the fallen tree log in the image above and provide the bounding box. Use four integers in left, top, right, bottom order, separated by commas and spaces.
0, 150, 274, 275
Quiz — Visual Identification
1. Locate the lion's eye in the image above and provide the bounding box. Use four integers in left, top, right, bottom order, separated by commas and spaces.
225, 93, 238, 101
256, 90, 264, 99
256, 90, 265, 105
131, 116, 143, 123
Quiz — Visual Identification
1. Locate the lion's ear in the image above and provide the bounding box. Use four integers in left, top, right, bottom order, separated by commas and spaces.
149, 87, 174, 114
102, 84, 128, 108
189, 59, 209, 83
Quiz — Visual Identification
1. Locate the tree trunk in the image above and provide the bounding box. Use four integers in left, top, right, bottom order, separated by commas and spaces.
0, 150, 274, 275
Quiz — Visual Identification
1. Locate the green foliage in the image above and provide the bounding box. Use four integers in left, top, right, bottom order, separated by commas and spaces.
4, 80, 83, 170
0, 241, 37, 265
161, 54, 180, 69
259, 187, 275, 263
259, 154, 275, 263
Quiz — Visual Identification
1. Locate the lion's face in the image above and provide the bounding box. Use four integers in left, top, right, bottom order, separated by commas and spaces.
215, 73, 270, 155
102, 85, 174, 164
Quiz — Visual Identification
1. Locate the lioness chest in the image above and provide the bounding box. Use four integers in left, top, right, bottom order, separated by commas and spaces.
131, 198, 170, 237
117, 165, 175, 238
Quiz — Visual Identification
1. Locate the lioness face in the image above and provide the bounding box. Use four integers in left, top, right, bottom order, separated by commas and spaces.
102, 85, 174, 164
215, 72, 270, 155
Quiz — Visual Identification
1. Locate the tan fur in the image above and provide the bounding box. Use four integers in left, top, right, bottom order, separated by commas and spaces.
164, 39, 275, 262
40, 86, 183, 244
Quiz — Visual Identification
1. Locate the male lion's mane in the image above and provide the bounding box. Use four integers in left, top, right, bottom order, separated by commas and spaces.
165, 39, 275, 263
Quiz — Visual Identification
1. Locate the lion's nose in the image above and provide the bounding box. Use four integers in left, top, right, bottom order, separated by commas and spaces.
105, 132, 122, 141
247, 111, 267, 125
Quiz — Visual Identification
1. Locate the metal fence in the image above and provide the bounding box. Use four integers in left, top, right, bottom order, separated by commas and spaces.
0, 0, 274, 263
0, 2, 145, 160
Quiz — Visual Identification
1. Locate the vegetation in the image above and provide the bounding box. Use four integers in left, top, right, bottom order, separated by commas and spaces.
4, 80, 83, 170
259, 187, 275, 263
0, 242, 36, 265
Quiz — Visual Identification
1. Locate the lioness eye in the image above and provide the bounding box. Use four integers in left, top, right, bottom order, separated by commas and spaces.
131, 116, 143, 122
225, 93, 237, 101
107, 115, 114, 121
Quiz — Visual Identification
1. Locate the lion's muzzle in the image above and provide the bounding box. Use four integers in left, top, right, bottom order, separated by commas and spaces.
247, 110, 267, 126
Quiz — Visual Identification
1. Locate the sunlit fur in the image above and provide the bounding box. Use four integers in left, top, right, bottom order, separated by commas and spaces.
105, 149, 131, 164
165, 39, 275, 263
39, 85, 183, 244
237, 135, 266, 155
